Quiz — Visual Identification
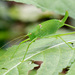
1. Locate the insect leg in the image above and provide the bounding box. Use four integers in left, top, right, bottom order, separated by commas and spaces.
43, 33, 74, 50
59, 36, 73, 50
11, 37, 30, 59
44, 31, 75, 39
64, 24, 75, 29
22, 38, 37, 62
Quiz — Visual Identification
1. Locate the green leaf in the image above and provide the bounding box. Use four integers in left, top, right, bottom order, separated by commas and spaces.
35, 47, 60, 75
29, 37, 74, 75
6, 67, 19, 75
66, 62, 75, 75
0, 34, 75, 75
6, 61, 37, 75
9, 0, 75, 19
29, 70, 37, 75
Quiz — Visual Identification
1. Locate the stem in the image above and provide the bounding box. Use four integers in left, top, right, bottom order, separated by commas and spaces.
64, 24, 75, 29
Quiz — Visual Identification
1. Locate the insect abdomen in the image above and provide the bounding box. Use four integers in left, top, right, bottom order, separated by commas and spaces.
37, 20, 61, 37
28, 19, 61, 40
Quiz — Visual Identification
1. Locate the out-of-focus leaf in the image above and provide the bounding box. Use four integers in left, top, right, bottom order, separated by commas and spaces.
0, 49, 6, 57
9, 0, 75, 19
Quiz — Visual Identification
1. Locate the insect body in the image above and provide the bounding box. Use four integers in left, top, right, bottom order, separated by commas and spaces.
11, 11, 75, 62
28, 11, 68, 41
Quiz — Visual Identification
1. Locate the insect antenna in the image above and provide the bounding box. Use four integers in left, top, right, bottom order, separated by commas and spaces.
0, 35, 27, 50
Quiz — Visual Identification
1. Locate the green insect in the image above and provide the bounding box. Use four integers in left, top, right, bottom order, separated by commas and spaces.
10, 11, 75, 62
